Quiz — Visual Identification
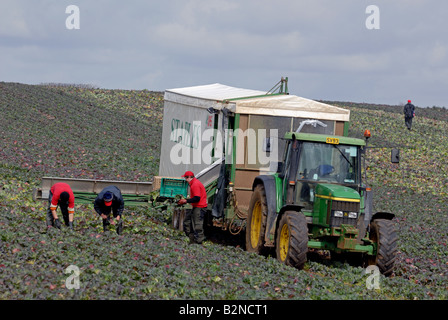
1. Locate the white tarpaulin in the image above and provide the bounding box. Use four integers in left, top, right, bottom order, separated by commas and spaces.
234, 94, 350, 121
163, 83, 350, 121
163, 83, 265, 110
158, 83, 350, 178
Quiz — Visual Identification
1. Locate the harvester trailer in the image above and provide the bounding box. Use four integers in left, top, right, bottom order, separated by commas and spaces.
33, 78, 398, 275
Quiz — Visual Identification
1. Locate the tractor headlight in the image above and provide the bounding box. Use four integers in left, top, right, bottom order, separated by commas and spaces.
348, 212, 358, 219
334, 210, 343, 217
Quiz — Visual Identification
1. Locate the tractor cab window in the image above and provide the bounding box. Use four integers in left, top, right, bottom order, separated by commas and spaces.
295, 142, 360, 208
297, 142, 359, 184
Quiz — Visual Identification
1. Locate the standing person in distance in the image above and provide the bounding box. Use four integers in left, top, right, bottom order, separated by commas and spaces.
177, 171, 207, 244
46, 182, 75, 230
403, 99, 415, 130
94, 186, 124, 235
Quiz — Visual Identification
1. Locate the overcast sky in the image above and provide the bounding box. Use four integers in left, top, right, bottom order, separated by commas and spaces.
1, 0, 447, 107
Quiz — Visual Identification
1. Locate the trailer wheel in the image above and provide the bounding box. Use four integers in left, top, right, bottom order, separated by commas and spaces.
245, 185, 268, 254
276, 211, 308, 269
367, 219, 397, 276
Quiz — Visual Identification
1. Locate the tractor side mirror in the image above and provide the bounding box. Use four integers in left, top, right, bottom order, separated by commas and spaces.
262, 137, 271, 153
276, 162, 283, 173
391, 149, 400, 163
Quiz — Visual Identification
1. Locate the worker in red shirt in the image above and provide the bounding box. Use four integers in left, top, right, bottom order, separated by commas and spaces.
177, 171, 207, 244
46, 182, 75, 230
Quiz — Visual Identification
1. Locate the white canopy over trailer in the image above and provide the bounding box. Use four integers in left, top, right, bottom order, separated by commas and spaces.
159, 83, 350, 181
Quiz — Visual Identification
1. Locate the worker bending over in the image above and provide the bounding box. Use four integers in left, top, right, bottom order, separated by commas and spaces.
94, 185, 124, 235
46, 182, 75, 230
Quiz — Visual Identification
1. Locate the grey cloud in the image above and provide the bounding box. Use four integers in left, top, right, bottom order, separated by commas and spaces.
0, 0, 447, 107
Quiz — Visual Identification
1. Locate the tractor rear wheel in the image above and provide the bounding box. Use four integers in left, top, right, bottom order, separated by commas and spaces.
367, 219, 397, 276
276, 211, 308, 269
245, 184, 268, 255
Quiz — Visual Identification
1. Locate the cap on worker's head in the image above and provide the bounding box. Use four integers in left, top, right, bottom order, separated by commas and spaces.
60, 191, 70, 202
182, 171, 194, 178
103, 191, 113, 206
408, 100, 411, 103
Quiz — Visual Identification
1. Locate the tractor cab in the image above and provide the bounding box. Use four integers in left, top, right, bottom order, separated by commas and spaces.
279, 132, 366, 225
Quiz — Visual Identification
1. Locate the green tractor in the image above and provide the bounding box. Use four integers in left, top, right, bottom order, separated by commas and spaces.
245, 131, 398, 276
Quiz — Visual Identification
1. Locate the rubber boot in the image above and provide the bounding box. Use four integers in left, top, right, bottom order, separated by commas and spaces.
188, 233, 196, 244
54, 219, 61, 230
69, 221, 74, 231
102, 218, 110, 232
116, 219, 123, 235
46, 215, 54, 228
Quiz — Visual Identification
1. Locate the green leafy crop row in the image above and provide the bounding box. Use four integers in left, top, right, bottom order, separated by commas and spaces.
1, 83, 447, 299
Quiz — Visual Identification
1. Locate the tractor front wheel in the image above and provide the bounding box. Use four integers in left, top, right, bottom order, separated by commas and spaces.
275, 211, 308, 269
367, 219, 398, 276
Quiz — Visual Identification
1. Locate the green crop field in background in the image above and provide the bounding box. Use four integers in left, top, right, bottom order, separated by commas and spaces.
1, 82, 447, 300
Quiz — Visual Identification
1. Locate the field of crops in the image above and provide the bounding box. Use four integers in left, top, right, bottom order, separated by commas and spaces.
1, 82, 447, 302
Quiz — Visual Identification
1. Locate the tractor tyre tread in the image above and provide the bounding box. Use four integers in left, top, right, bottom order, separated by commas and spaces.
277, 211, 308, 269
372, 219, 398, 276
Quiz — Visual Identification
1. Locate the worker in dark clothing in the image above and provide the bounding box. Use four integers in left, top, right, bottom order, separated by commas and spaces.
46, 182, 75, 230
404, 100, 415, 130
177, 171, 207, 244
94, 186, 124, 234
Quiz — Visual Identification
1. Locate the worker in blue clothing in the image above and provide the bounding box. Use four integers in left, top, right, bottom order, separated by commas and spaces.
403, 100, 415, 130
94, 185, 124, 234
